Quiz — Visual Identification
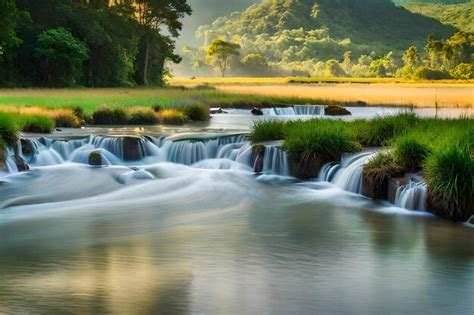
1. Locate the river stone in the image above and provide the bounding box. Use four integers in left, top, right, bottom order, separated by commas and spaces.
251, 108, 264, 116
122, 137, 144, 161
14, 155, 29, 172
325, 105, 352, 116
289, 153, 323, 180
89, 151, 103, 166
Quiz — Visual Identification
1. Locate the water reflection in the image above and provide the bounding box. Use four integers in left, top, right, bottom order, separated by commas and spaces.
1, 166, 473, 313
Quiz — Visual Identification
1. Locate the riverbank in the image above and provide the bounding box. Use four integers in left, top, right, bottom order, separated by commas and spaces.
251, 114, 473, 222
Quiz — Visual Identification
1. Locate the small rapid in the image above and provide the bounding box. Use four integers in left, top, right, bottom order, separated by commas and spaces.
262, 105, 324, 116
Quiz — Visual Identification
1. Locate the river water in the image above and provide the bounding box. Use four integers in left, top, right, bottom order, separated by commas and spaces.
1, 106, 473, 314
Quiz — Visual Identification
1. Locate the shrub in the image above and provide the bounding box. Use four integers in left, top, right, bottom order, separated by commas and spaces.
128, 108, 159, 125
157, 109, 188, 125
251, 120, 288, 143
111, 108, 128, 125
93, 106, 114, 125
425, 145, 474, 222
53, 109, 81, 128
68, 106, 85, 120
152, 104, 163, 112
394, 136, 430, 172
183, 104, 209, 121
22, 115, 55, 133
413, 66, 450, 80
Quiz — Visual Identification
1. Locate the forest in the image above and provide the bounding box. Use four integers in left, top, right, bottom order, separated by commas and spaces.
0, 0, 191, 87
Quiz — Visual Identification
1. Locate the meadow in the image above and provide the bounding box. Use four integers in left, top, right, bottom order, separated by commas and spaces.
171, 77, 474, 108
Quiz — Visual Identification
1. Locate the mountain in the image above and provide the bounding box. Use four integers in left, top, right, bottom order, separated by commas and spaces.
197, 0, 455, 63
400, 1, 474, 32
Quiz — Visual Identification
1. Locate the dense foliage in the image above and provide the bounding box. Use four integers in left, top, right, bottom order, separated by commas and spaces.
182, 0, 459, 77
0, 0, 191, 87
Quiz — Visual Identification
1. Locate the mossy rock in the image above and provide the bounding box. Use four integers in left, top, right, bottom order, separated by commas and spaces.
89, 151, 103, 166
325, 105, 352, 116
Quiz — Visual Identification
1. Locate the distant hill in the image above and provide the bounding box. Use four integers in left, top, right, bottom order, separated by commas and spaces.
401, 1, 474, 32
197, 0, 455, 63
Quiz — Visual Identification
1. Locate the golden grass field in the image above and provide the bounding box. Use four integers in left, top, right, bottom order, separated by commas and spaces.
171, 77, 474, 108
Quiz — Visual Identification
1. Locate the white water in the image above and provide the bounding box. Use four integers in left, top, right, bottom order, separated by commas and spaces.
262, 105, 324, 116
395, 178, 427, 211
3, 135, 430, 213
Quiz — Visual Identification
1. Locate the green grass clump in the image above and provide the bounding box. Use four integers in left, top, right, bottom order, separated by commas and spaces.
364, 151, 405, 198
92, 106, 129, 125
183, 104, 209, 121
352, 113, 418, 146
21, 115, 55, 133
128, 108, 159, 125
283, 120, 361, 162
394, 136, 430, 172
157, 109, 189, 125
0, 112, 21, 145
251, 120, 289, 143
425, 144, 474, 222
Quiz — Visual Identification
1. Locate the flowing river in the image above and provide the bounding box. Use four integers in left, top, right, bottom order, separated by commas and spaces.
1, 106, 473, 314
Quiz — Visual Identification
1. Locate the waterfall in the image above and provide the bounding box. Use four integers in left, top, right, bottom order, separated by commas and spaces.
318, 151, 377, 194
262, 105, 324, 116
394, 180, 427, 211
262, 146, 290, 176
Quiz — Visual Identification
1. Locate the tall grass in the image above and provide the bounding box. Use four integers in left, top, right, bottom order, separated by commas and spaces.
425, 144, 474, 222
251, 120, 289, 143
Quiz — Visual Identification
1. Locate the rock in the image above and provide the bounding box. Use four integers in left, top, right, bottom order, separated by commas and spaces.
210, 107, 228, 114
0, 146, 6, 171
251, 108, 264, 116
14, 155, 29, 172
20, 139, 35, 157
289, 153, 324, 180
251, 145, 266, 173
325, 105, 352, 116
55, 128, 62, 132
354, 101, 367, 107
122, 137, 144, 161
88, 151, 102, 166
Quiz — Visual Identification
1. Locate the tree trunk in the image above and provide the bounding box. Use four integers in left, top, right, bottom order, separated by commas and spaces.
143, 34, 149, 85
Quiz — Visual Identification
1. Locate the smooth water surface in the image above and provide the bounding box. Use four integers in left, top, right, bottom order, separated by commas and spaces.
1, 164, 473, 314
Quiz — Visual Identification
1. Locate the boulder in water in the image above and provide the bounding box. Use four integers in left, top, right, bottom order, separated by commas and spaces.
251, 108, 264, 116
20, 139, 35, 157
89, 151, 103, 166
122, 137, 144, 161
325, 105, 352, 116
251, 145, 266, 173
289, 153, 324, 180
14, 155, 29, 172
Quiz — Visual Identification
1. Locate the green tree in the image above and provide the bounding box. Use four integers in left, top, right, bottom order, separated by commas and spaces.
0, 0, 21, 55
450, 63, 474, 80
324, 59, 346, 77
206, 38, 240, 77
133, 0, 192, 85
34, 27, 89, 87
400, 46, 421, 78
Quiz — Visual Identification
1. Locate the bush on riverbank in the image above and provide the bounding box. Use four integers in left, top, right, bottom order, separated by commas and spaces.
22, 115, 55, 133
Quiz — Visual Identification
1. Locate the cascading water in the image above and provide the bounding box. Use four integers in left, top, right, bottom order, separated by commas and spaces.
262, 146, 290, 176
394, 179, 427, 211
323, 151, 377, 194
262, 105, 324, 116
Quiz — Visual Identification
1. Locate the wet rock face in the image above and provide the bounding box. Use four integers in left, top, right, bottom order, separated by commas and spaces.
361, 172, 392, 200
325, 105, 352, 116
89, 151, 103, 166
289, 154, 323, 180
14, 155, 29, 172
251, 145, 265, 173
122, 137, 144, 161
20, 139, 35, 157
0, 146, 6, 171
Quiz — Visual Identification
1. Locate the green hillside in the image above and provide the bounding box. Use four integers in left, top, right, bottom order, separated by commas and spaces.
197, 0, 454, 64
401, 1, 474, 32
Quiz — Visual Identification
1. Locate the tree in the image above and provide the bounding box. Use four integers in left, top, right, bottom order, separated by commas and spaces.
133, 0, 191, 85
324, 59, 346, 77
34, 28, 89, 87
206, 39, 240, 77
400, 46, 421, 78
450, 63, 474, 80
0, 0, 21, 54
